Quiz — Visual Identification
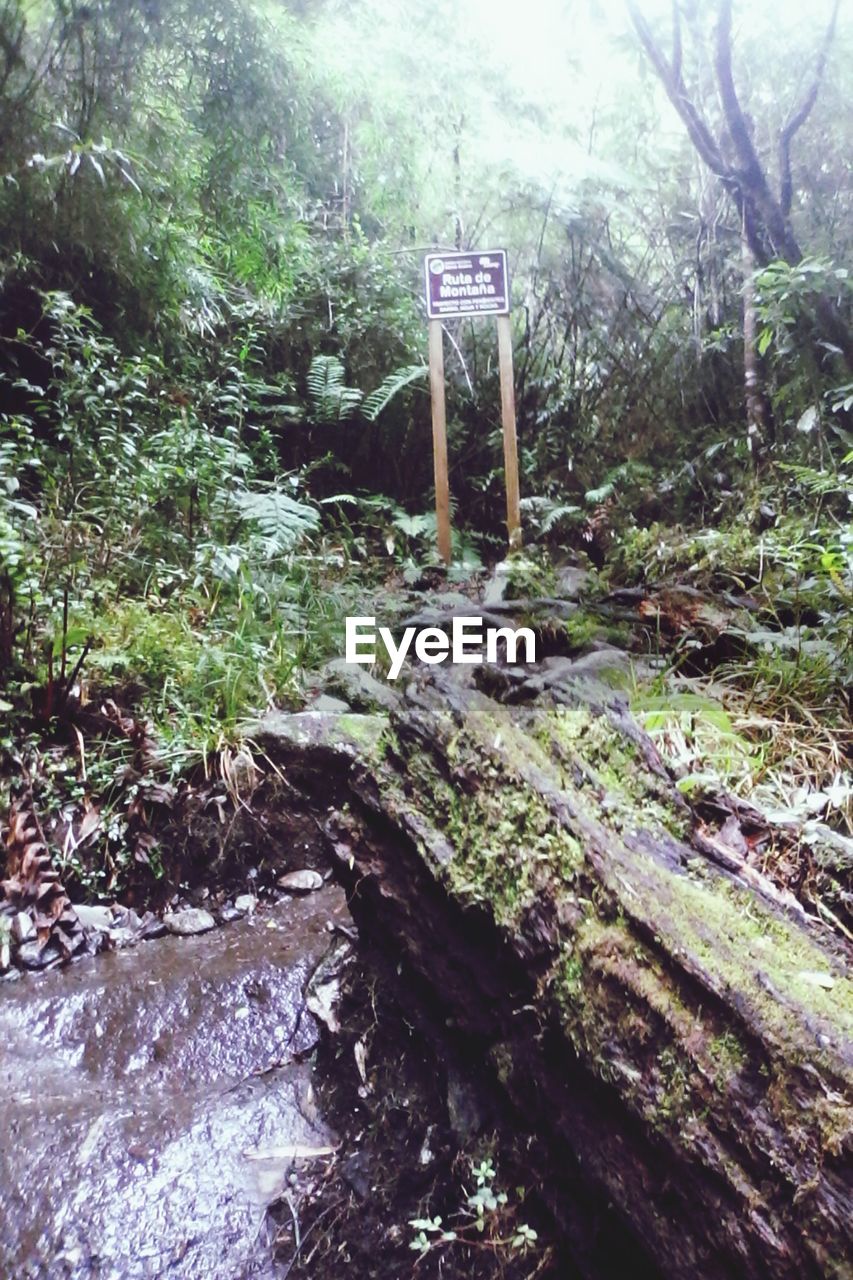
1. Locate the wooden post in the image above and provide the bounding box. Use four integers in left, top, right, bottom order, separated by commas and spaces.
496, 313, 521, 551
428, 319, 452, 565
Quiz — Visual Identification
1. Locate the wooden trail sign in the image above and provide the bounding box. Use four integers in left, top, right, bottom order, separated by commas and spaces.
423, 250, 521, 562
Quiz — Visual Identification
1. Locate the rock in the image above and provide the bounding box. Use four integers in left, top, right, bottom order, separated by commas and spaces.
135, 912, 167, 941
163, 908, 217, 937
112, 906, 143, 933
234, 894, 258, 915
217, 905, 244, 924
106, 928, 136, 950
17, 939, 62, 971
340, 1150, 372, 1199
482, 561, 511, 606
74, 905, 115, 934
446, 1065, 487, 1141
311, 693, 351, 714
11, 911, 36, 945
532, 648, 656, 691
278, 870, 324, 895
318, 658, 401, 714
248, 709, 388, 758
557, 565, 590, 599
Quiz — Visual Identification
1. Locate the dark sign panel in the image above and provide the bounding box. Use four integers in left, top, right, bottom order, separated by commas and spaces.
424, 249, 510, 320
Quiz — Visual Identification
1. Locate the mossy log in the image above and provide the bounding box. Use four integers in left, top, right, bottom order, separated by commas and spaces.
294, 669, 853, 1280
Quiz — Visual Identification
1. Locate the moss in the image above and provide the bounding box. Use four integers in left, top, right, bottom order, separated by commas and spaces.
707, 1030, 747, 1078
386, 684, 852, 1135
442, 772, 584, 926
638, 861, 853, 1055
489, 1042, 516, 1087
539, 704, 690, 842
335, 712, 389, 753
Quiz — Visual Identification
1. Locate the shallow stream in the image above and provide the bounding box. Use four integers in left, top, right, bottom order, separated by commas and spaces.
0, 886, 349, 1279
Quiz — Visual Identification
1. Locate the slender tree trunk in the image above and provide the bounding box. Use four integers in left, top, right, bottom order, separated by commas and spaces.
741, 219, 774, 454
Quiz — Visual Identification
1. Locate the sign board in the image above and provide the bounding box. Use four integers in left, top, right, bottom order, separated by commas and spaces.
424, 249, 509, 320
424, 247, 520, 562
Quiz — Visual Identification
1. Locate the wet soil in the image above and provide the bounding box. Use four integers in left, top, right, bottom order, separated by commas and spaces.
280, 950, 574, 1280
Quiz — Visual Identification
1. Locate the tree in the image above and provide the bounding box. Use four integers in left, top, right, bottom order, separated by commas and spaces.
627, 0, 853, 414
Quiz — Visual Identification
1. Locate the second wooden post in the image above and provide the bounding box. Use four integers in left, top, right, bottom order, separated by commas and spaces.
428, 318, 452, 565
496, 313, 521, 551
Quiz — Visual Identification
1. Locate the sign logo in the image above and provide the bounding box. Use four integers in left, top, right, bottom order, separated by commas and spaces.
424, 248, 509, 320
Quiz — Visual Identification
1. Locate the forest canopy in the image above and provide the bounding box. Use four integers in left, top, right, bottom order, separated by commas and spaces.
0, 0, 850, 833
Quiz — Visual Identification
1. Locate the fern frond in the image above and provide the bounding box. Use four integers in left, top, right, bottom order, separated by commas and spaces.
307, 355, 363, 424
520, 495, 581, 534
362, 365, 428, 422
232, 488, 320, 551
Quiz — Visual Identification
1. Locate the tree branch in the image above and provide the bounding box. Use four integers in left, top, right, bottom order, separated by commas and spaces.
627, 1, 728, 180
713, 0, 764, 186
778, 0, 840, 214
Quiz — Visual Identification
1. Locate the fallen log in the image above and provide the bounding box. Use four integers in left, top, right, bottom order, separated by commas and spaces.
335, 677, 852, 1276
255, 669, 852, 1280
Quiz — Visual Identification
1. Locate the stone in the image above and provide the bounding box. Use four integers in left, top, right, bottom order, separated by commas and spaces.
74, 905, 115, 934
163, 908, 217, 937
11, 911, 36, 945
557, 565, 590, 599
234, 894, 258, 915
248, 709, 388, 758
318, 658, 401, 713
17, 939, 62, 971
277, 870, 324, 895
311, 693, 351, 714
217, 905, 244, 924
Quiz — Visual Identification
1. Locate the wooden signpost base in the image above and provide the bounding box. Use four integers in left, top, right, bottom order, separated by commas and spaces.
496, 313, 521, 551
428, 318, 452, 565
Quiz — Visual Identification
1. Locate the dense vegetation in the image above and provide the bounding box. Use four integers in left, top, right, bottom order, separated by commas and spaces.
0, 0, 850, 900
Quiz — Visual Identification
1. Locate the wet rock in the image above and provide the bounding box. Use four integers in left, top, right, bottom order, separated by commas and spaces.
305, 937, 353, 1034
278, 869, 324, 895
234, 893, 258, 915
135, 911, 167, 941
11, 910, 36, 945
0, 885, 349, 1278
218, 904, 244, 924
16, 939, 63, 970
163, 907, 217, 936
74, 904, 114, 934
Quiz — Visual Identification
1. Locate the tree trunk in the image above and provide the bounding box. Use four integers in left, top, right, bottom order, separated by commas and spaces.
256, 669, 853, 1280
741, 224, 774, 453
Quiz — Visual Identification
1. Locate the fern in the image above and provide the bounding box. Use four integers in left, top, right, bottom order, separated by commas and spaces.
306, 355, 363, 424
520, 495, 581, 535
362, 364, 428, 421
231, 488, 319, 551
392, 511, 435, 539
583, 482, 614, 505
